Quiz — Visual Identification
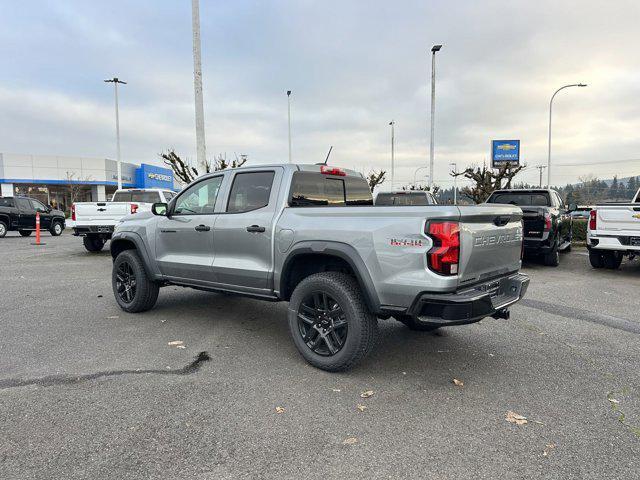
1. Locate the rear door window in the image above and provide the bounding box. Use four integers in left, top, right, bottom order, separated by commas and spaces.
16, 198, 32, 210
227, 171, 275, 213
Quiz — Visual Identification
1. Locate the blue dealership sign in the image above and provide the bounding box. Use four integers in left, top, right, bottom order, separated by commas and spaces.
491, 140, 520, 167
135, 163, 175, 190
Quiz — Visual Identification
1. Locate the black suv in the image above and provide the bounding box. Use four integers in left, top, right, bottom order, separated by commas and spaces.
0, 196, 66, 238
485, 189, 573, 266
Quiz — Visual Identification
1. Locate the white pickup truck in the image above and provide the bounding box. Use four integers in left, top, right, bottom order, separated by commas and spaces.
587, 187, 640, 269
72, 188, 176, 252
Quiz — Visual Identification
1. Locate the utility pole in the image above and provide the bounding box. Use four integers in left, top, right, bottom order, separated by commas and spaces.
429, 44, 443, 188
191, 0, 207, 173
287, 90, 292, 163
535, 165, 547, 187
104, 77, 127, 190
389, 120, 395, 188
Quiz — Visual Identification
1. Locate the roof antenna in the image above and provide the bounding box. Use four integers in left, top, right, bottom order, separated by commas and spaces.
322, 146, 333, 165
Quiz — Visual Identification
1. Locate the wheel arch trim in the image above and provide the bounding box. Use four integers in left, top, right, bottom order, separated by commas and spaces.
110, 232, 162, 281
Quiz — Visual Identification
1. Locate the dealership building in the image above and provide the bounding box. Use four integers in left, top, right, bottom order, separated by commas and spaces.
0, 153, 175, 213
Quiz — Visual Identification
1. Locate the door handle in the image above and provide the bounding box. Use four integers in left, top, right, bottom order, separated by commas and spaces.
194, 224, 211, 232
246, 225, 266, 233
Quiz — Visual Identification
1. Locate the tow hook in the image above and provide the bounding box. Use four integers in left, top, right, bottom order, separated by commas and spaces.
492, 308, 510, 320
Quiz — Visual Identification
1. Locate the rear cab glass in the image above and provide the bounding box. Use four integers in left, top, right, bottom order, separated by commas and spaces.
375, 192, 434, 206
289, 172, 373, 207
112, 191, 161, 203
0, 198, 14, 207
487, 192, 551, 207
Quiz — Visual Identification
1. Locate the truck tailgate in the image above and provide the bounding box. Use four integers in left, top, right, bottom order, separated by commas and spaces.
457, 204, 523, 287
75, 202, 130, 225
596, 205, 640, 233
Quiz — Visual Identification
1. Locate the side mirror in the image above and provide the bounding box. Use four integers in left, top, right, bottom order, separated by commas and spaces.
152, 202, 168, 216
568, 203, 577, 212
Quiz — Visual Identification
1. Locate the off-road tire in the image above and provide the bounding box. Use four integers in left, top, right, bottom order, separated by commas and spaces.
589, 250, 604, 268
19, 230, 32, 237
0, 221, 8, 238
602, 251, 623, 270
49, 221, 63, 236
288, 272, 378, 372
83, 235, 105, 253
396, 314, 441, 332
112, 249, 159, 313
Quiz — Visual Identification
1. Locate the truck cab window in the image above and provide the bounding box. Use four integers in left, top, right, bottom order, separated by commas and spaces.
227, 171, 275, 213
174, 176, 223, 215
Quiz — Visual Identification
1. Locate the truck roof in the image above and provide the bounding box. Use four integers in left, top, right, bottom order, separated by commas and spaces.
194, 163, 365, 180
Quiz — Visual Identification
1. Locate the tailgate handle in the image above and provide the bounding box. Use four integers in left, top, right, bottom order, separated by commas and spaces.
494, 215, 510, 227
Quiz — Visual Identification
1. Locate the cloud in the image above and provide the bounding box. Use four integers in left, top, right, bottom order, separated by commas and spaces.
0, 0, 639, 188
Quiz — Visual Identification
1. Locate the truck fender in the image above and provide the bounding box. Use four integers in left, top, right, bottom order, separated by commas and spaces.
278, 241, 381, 314
110, 232, 162, 281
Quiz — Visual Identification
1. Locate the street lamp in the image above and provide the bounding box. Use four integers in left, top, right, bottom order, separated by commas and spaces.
449, 162, 457, 205
389, 120, 395, 188
104, 77, 127, 190
547, 83, 587, 187
287, 90, 292, 163
429, 44, 443, 189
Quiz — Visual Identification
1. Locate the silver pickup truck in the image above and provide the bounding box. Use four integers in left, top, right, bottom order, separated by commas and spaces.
110, 163, 529, 371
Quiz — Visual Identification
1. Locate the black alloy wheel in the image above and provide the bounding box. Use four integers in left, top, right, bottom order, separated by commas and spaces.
297, 291, 348, 356
115, 260, 137, 304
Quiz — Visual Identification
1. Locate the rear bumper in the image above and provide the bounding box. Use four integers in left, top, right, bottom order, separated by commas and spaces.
406, 273, 530, 326
523, 236, 553, 254
72, 225, 114, 237
587, 234, 640, 252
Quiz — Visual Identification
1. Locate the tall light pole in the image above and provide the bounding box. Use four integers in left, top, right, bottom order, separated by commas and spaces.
547, 83, 587, 187
287, 90, 292, 163
449, 162, 457, 205
191, 0, 207, 173
104, 77, 126, 190
389, 120, 395, 188
429, 44, 443, 189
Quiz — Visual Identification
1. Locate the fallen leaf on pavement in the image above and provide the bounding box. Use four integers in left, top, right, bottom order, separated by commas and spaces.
107, 315, 119, 319
331, 388, 341, 392
168, 341, 184, 346
356, 404, 367, 412
275, 406, 285, 414
543, 443, 556, 457
506, 411, 528, 425
453, 378, 464, 387
360, 390, 374, 398
343, 437, 358, 445
176, 345, 186, 349
608, 398, 620, 404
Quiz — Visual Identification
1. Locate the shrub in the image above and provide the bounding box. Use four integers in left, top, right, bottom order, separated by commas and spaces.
572, 219, 587, 242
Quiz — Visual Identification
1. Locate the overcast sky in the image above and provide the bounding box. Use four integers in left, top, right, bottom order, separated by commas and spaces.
1, 0, 639, 187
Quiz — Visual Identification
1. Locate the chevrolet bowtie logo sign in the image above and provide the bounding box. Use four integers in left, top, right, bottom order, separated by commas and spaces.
632, 214, 640, 219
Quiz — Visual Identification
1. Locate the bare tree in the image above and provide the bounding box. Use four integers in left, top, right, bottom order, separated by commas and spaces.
453, 164, 525, 204
65, 171, 92, 204
160, 149, 248, 185
366, 170, 386, 192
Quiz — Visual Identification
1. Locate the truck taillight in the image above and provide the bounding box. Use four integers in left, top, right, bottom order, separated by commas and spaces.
71, 203, 76, 221
589, 209, 597, 230
543, 212, 552, 231
131, 203, 139, 214
426, 221, 460, 276
320, 165, 346, 176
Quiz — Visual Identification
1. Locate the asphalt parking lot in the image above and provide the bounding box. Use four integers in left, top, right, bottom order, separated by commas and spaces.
1, 232, 639, 479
